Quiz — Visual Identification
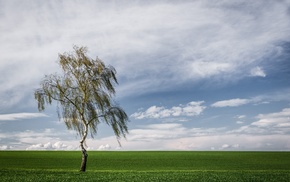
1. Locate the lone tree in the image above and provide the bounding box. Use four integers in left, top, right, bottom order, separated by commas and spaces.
34, 46, 129, 172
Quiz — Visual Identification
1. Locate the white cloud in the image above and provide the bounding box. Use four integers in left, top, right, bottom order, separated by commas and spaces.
131, 101, 206, 119
211, 98, 250, 107
220, 144, 240, 150
147, 123, 183, 130
0, 0, 289, 104
0, 128, 77, 150
236, 115, 246, 119
2, 115, 290, 151
220, 144, 230, 149
250, 67, 266, 77
229, 108, 290, 136
123, 109, 290, 150
235, 115, 246, 124
0, 113, 48, 121
122, 133, 290, 151
26, 141, 77, 150
236, 121, 244, 124
128, 123, 225, 143
0, 145, 13, 150
98, 144, 111, 150
251, 108, 290, 128
128, 123, 185, 142
211, 90, 290, 108
0, 128, 122, 151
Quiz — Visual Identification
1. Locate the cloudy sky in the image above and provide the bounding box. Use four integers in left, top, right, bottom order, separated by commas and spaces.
1, 0, 290, 151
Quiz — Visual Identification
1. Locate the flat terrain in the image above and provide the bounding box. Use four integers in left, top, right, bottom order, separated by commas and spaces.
0, 151, 289, 181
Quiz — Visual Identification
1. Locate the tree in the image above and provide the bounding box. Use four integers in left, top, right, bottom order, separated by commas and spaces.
34, 46, 129, 172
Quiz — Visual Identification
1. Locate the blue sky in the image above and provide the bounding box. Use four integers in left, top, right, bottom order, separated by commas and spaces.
0, 0, 290, 151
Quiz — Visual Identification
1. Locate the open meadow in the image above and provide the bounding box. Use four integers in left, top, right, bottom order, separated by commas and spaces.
0, 151, 289, 181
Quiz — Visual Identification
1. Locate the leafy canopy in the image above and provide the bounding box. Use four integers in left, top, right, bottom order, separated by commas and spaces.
35, 46, 128, 142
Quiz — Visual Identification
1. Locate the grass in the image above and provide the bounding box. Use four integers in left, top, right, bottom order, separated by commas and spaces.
0, 151, 290, 181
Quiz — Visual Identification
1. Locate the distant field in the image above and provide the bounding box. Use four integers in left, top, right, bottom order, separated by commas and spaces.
0, 151, 290, 181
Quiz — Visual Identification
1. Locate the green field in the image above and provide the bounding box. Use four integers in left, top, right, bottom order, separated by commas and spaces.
0, 151, 289, 181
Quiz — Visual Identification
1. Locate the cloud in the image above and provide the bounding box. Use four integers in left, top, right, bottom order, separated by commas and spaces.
211, 90, 290, 108
235, 115, 246, 124
250, 67, 266, 77
251, 108, 290, 128
236, 115, 246, 119
229, 108, 290, 135
0, 128, 77, 149
123, 132, 290, 151
113, 0, 290, 95
0, 145, 13, 150
26, 141, 77, 150
147, 123, 183, 130
131, 101, 206, 119
124, 108, 290, 150
2, 113, 290, 151
0, 128, 121, 150
128, 123, 225, 143
220, 144, 240, 150
0, 113, 48, 121
0, 0, 289, 105
97, 144, 111, 150
211, 98, 250, 107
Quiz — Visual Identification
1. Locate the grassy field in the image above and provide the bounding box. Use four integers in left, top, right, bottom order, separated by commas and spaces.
0, 151, 290, 181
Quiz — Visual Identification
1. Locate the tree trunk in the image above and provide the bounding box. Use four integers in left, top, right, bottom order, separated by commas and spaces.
80, 147, 88, 172
79, 119, 89, 172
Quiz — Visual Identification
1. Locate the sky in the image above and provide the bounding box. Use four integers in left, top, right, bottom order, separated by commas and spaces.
0, 0, 290, 151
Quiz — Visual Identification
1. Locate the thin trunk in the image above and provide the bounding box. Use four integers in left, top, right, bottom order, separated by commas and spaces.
80, 145, 88, 172
80, 120, 89, 172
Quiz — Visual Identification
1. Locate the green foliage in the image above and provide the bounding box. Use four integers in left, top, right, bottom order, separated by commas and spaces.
1, 151, 290, 181
34, 46, 128, 143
